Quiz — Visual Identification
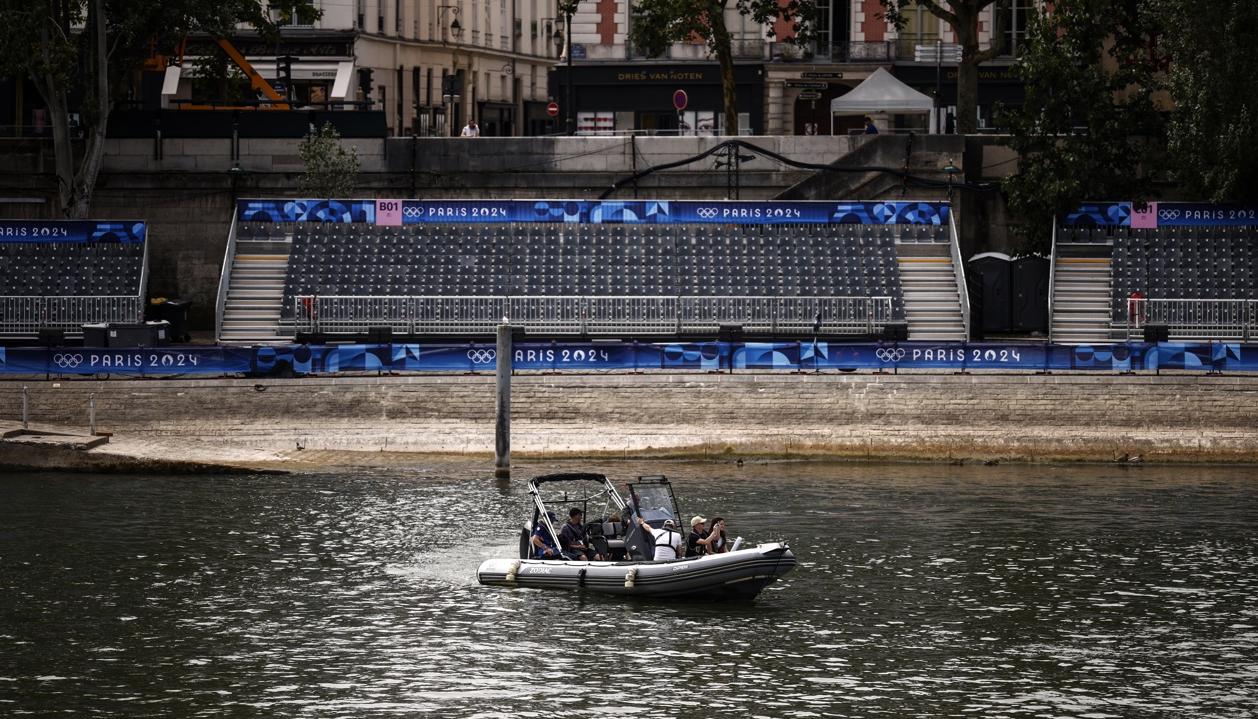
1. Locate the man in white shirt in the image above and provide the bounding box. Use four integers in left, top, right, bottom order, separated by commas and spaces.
460, 120, 479, 137
636, 515, 683, 561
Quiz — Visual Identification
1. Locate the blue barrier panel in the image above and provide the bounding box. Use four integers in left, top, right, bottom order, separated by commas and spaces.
236, 199, 952, 227
1064, 201, 1258, 227
4, 341, 1258, 376
0, 220, 146, 244
0, 346, 249, 375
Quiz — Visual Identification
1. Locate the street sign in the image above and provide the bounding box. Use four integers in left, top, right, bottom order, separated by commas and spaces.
785, 80, 828, 89
801, 72, 843, 79
797, 90, 822, 100
547, 102, 559, 117
672, 89, 688, 111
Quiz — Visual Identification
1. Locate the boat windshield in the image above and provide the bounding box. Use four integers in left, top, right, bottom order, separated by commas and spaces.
628, 483, 679, 527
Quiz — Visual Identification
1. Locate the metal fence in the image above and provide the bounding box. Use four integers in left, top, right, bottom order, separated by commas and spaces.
0, 295, 144, 338
1124, 298, 1258, 341
294, 295, 895, 337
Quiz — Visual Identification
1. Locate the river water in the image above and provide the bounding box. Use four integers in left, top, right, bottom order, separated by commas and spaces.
2, 460, 1256, 718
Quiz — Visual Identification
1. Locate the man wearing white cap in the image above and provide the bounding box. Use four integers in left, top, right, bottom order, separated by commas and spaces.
635, 515, 683, 561
686, 515, 709, 557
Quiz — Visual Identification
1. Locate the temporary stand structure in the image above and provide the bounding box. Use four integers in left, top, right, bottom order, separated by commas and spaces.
830, 68, 934, 134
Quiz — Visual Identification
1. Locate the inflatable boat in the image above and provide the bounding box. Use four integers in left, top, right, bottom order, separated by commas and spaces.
476, 473, 796, 599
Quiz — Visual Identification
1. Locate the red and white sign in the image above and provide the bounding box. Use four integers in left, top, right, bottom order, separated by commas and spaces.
672, 89, 688, 111
546, 102, 560, 117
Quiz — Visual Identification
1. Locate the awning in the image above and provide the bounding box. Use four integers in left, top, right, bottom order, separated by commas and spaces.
830, 68, 934, 115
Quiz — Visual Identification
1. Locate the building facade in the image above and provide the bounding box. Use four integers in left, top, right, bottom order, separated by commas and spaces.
552, 0, 1033, 136
162, 1, 564, 136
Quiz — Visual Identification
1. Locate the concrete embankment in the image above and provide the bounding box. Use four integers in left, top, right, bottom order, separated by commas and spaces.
4, 372, 1258, 472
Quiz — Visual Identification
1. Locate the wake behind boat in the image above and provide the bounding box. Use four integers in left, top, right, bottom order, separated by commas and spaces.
476, 473, 796, 599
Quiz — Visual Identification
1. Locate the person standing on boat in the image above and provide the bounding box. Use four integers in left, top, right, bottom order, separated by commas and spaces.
636, 516, 683, 560
531, 512, 561, 559
559, 508, 602, 561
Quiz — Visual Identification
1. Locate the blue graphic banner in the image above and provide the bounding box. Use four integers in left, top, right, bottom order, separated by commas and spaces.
1065, 202, 1258, 227
236, 199, 377, 224
3, 341, 1256, 376
0, 220, 146, 244
236, 199, 951, 226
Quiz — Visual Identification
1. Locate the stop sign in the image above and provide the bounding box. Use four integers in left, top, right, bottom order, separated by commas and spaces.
547, 102, 559, 117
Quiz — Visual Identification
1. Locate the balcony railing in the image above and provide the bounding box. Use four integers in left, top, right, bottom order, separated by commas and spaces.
0, 295, 145, 339
293, 295, 895, 337
772, 41, 900, 63
1124, 298, 1258, 341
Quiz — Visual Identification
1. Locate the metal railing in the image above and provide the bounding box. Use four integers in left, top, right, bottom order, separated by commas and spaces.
1124, 298, 1258, 341
948, 212, 971, 339
215, 213, 238, 341
294, 295, 895, 337
0, 295, 144, 338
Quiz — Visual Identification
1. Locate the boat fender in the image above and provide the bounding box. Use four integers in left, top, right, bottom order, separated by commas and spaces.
624, 567, 638, 588
505, 559, 522, 583
578, 568, 587, 588
730, 536, 743, 553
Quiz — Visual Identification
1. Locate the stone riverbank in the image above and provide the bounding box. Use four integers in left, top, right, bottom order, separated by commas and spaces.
2, 372, 1257, 472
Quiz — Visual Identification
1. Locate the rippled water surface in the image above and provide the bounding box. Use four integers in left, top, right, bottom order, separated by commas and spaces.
2, 461, 1257, 717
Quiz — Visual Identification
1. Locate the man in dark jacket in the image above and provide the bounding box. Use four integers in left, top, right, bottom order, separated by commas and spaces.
559, 507, 602, 561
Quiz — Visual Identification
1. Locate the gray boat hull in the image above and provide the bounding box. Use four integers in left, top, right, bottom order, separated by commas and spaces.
477, 542, 796, 599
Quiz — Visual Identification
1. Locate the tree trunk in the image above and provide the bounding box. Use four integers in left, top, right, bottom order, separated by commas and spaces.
68, 0, 112, 219
954, 5, 980, 135
710, 8, 738, 136
33, 0, 110, 218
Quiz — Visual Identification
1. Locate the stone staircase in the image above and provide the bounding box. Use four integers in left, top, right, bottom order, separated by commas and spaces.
218, 240, 292, 345
1050, 256, 1114, 345
897, 254, 966, 341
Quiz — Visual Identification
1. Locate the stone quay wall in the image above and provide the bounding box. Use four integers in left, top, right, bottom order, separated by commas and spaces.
3, 372, 1257, 464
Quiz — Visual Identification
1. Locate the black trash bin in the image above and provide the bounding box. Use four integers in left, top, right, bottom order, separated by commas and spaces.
147, 299, 192, 342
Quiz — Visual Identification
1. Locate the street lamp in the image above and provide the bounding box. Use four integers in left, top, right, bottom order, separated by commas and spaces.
943, 157, 960, 200
437, 5, 462, 44
558, 1, 578, 136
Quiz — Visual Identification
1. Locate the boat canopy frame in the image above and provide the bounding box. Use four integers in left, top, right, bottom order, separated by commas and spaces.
526, 473, 629, 551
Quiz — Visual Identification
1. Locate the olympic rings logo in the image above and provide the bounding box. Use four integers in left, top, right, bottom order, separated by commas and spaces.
696, 207, 720, 219
875, 347, 905, 362
53, 353, 84, 368
402, 206, 423, 218
1158, 209, 1180, 220
467, 349, 497, 364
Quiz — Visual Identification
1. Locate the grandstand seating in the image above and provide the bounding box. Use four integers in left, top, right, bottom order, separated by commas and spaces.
1057, 221, 1258, 341
0, 235, 147, 339
272, 221, 912, 337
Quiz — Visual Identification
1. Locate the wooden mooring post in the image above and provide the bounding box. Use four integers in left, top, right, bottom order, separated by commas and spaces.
494, 324, 513, 479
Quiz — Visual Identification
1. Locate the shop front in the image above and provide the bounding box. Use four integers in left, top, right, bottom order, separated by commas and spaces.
892, 64, 1025, 132
549, 63, 765, 135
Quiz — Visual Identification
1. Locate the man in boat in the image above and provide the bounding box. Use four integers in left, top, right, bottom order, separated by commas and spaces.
635, 515, 683, 561
686, 515, 711, 557
530, 512, 561, 559
558, 507, 603, 561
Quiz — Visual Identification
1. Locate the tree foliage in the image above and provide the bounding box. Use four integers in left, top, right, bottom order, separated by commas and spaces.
298, 123, 359, 198
1154, 0, 1258, 202
1000, 0, 1164, 253
880, 0, 1009, 134
629, 0, 815, 136
0, 0, 316, 218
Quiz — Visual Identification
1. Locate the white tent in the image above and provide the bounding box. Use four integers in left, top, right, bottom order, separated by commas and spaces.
830, 68, 934, 134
